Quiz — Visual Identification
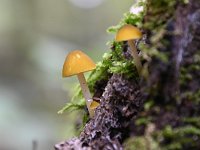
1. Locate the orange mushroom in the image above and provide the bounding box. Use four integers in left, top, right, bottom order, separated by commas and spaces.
89, 101, 100, 117
116, 24, 142, 75
62, 50, 96, 117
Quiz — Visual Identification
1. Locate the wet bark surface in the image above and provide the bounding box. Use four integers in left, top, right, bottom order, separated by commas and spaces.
55, 0, 200, 149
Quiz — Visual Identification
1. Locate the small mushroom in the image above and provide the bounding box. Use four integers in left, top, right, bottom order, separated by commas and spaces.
62, 50, 96, 117
116, 24, 142, 75
89, 101, 100, 117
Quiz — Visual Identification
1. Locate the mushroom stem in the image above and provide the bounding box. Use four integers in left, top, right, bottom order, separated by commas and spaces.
128, 40, 142, 75
77, 73, 93, 117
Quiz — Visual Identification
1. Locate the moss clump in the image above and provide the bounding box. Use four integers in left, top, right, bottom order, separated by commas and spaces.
87, 41, 138, 92
124, 135, 160, 150
139, 0, 177, 62
124, 137, 147, 150
143, 0, 177, 30
125, 125, 200, 150
154, 125, 200, 150
135, 117, 152, 126
179, 51, 200, 104
179, 52, 200, 88
182, 117, 200, 128
179, 89, 200, 105
139, 0, 188, 63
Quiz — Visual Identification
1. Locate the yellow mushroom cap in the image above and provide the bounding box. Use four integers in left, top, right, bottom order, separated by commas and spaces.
115, 24, 142, 42
90, 101, 100, 110
62, 50, 96, 77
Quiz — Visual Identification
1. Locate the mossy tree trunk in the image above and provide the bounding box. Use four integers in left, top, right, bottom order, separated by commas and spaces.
55, 0, 200, 149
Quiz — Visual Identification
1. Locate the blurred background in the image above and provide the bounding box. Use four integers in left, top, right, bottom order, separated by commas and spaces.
0, 0, 133, 149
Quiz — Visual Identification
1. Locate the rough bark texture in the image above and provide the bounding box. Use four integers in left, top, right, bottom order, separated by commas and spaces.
55, 0, 200, 149
55, 74, 143, 150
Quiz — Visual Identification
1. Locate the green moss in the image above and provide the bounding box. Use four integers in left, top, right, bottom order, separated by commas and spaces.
179, 51, 200, 87
125, 125, 200, 150
124, 137, 147, 150
162, 143, 182, 150
179, 51, 200, 101
135, 117, 152, 126
144, 99, 155, 111
124, 136, 160, 150
57, 98, 85, 114
143, 0, 177, 30
87, 41, 139, 91
180, 67, 199, 86
182, 117, 200, 128
179, 89, 200, 104
154, 125, 200, 150
139, 0, 185, 63
162, 125, 173, 138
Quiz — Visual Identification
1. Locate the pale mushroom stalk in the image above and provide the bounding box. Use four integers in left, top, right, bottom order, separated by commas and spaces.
77, 73, 93, 116
128, 40, 142, 74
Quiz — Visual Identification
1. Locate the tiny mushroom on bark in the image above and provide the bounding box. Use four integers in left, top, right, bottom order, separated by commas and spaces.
62, 50, 96, 117
89, 101, 100, 117
116, 24, 143, 75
